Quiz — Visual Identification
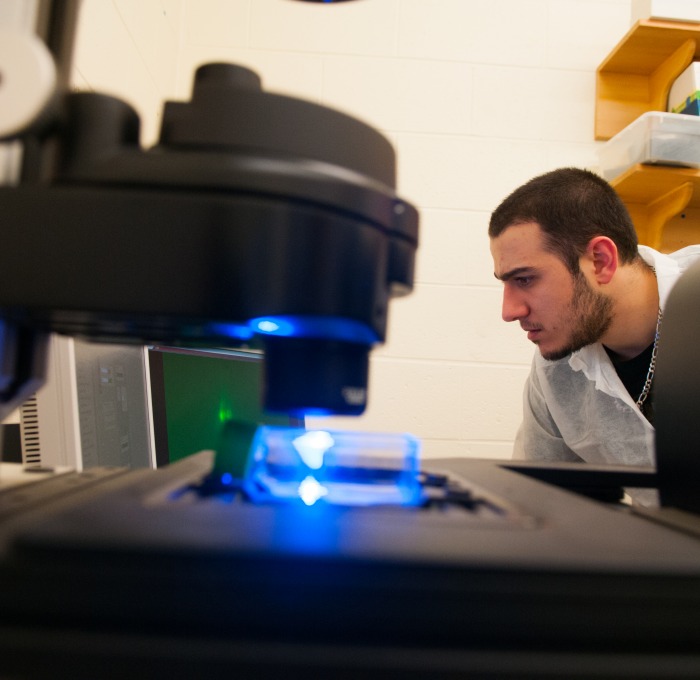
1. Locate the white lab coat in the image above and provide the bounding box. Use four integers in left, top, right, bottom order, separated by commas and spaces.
514, 245, 700, 471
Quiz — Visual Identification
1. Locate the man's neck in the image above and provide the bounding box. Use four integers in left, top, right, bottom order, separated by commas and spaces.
601, 263, 659, 360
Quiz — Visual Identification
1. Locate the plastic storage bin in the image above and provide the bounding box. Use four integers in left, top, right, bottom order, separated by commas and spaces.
631, 0, 700, 23
598, 112, 700, 181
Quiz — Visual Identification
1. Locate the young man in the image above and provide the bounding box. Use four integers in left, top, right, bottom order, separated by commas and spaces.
489, 167, 700, 472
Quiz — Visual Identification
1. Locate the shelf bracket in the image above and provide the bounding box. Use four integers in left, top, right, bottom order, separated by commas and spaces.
649, 38, 697, 112
644, 181, 694, 250
595, 34, 698, 140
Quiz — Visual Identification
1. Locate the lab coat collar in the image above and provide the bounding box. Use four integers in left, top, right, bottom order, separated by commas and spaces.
568, 343, 631, 405
637, 245, 680, 310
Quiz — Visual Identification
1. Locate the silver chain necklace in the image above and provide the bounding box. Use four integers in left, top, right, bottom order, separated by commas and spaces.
636, 305, 663, 410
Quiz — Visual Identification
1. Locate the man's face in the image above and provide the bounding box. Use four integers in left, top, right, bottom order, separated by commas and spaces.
490, 222, 612, 361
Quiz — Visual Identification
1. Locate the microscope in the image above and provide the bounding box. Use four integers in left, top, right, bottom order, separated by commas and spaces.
0, 16, 426, 502
0, 55, 419, 421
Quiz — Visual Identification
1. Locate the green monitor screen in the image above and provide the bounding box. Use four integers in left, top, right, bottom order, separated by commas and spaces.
148, 347, 303, 474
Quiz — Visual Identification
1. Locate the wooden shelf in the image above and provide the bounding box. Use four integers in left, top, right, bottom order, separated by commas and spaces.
596, 19, 700, 249
610, 164, 700, 250
595, 19, 700, 140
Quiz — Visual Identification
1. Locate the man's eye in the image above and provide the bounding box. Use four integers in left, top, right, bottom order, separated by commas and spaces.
515, 277, 533, 287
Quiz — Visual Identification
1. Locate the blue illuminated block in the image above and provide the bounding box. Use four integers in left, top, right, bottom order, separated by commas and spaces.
244, 426, 423, 507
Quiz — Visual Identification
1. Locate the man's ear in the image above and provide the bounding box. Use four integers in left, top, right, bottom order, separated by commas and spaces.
585, 236, 618, 284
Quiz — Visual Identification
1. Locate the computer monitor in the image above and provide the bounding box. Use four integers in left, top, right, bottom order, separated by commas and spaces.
147, 346, 304, 472
11, 339, 301, 473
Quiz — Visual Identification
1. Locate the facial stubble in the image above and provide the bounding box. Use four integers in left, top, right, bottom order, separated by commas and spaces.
539, 271, 614, 362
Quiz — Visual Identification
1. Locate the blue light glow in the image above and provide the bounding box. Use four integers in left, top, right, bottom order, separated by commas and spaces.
298, 476, 329, 506
298, 407, 335, 417
253, 318, 295, 335
207, 322, 254, 341
256, 320, 280, 333
249, 315, 378, 345
220, 472, 233, 486
205, 316, 379, 345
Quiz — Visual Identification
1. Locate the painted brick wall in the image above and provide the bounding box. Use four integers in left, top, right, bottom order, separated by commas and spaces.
71, 0, 184, 145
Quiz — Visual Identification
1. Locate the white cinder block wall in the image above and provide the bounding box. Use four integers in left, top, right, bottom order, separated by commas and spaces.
71, 0, 184, 145
68, 0, 634, 461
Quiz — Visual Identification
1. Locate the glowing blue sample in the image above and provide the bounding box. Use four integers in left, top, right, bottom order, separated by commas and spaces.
244, 426, 423, 507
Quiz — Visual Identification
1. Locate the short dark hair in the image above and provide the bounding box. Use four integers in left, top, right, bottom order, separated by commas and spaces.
488, 167, 639, 273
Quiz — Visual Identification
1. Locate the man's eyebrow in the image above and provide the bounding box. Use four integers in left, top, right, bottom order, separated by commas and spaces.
494, 266, 536, 282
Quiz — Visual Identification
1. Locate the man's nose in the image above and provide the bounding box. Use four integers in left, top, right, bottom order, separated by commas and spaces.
502, 286, 528, 323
